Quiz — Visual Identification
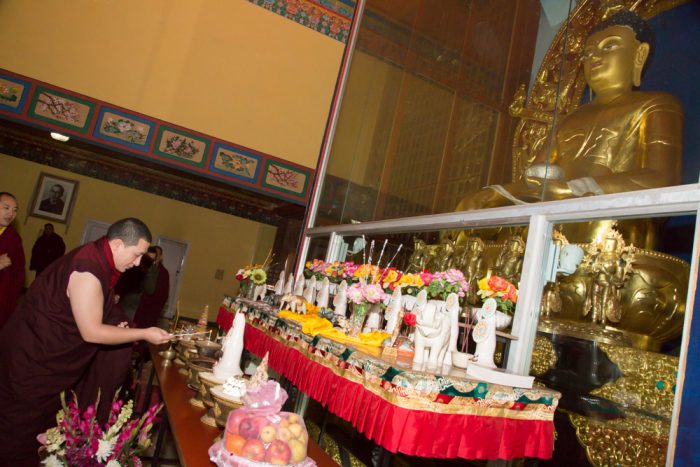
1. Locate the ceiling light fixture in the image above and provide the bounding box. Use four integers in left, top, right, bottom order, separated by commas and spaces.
50, 132, 70, 142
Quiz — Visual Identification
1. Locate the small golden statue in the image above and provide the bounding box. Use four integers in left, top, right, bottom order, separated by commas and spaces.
493, 235, 526, 284
455, 236, 485, 305
407, 237, 430, 272
580, 225, 635, 326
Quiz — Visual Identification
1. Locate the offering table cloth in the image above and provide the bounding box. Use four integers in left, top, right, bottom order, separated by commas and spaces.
241, 310, 559, 461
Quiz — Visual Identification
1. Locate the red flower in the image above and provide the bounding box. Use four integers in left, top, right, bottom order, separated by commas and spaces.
488, 275, 511, 291
403, 312, 417, 327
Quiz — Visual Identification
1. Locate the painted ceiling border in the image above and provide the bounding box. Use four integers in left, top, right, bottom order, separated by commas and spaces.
246, 0, 355, 43
0, 68, 313, 205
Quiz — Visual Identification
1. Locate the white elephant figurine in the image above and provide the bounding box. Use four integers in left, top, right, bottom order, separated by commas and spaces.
293, 275, 305, 296
279, 294, 307, 314
472, 298, 498, 368
303, 276, 316, 304
412, 290, 451, 369
333, 280, 348, 317
253, 284, 267, 302
284, 273, 295, 295
316, 277, 330, 309
402, 294, 417, 312
274, 271, 285, 295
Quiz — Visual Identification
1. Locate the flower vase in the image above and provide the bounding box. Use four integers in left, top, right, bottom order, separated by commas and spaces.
238, 281, 250, 298
348, 302, 368, 337
246, 282, 256, 300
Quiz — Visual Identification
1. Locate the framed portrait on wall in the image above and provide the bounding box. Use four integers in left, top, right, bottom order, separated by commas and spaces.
29, 172, 79, 224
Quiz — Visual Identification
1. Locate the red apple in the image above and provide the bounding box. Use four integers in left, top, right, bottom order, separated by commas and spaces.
265, 439, 292, 465
241, 438, 266, 462
226, 410, 248, 435
239, 417, 261, 439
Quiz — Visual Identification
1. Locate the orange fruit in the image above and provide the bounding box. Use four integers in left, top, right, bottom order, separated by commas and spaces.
225, 433, 246, 455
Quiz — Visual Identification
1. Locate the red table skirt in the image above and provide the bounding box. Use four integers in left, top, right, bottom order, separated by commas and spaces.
244, 323, 554, 460
216, 306, 234, 331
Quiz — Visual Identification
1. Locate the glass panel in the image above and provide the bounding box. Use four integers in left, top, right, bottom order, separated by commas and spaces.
314, 1, 699, 227
304, 210, 696, 464
533, 213, 695, 465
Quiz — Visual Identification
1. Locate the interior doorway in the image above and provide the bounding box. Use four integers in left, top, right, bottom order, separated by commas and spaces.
155, 236, 189, 319
80, 219, 110, 244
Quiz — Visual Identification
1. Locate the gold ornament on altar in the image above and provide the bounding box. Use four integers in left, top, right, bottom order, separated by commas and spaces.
579, 224, 635, 326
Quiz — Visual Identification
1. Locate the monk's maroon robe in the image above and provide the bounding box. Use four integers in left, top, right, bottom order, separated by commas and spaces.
0, 237, 131, 464
0, 224, 25, 329
133, 262, 170, 329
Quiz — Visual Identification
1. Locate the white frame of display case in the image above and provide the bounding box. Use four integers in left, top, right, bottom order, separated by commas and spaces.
299, 183, 700, 460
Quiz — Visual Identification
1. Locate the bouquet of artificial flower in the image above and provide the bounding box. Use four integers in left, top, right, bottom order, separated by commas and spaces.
249, 268, 267, 285
346, 281, 387, 305
426, 269, 469, 301
38, 391, 162, 467
476, 275, 518, 315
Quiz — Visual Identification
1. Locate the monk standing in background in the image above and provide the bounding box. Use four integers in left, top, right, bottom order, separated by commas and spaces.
134, 245, 170, 329
29, 222, 66, 277
0, 192, 25, 330
0, 217, 171, 466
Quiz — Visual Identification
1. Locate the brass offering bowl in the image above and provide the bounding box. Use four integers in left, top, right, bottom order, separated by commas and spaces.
186, 357, 215, 408
211, 384, 246, 429
177, 339, 197, 373
198, 371, 225, 427
195, 340, 222, 359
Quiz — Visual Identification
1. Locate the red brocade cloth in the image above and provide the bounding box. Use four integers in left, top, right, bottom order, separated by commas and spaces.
244, 321, 556, 460
217, 305, 235, 331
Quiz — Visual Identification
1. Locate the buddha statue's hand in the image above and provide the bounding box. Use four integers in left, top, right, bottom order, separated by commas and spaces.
524, 176, 574, 201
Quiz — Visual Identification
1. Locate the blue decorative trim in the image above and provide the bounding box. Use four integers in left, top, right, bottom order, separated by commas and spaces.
209, 142, 262, 183
93, 107, 155, 151
0, 74, 31, 114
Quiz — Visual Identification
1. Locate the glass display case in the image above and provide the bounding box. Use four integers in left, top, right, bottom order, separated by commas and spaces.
295, 0, 700, 464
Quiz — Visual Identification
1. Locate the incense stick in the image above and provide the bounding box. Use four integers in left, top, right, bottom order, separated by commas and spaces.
169, 331, 210, 339
383, 244, 403, 272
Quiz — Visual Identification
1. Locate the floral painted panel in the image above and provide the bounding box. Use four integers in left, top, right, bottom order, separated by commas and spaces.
247, 0, 353, 43
29, 87, 94, 132
262, 160, 308, 196
210, 143, 261, 182
94, 108, 154, 150
0, 75, 30, 113
153, 127, 209, 167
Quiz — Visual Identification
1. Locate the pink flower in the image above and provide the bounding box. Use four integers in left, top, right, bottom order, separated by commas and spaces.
346, 284, 364, 304
362, 284, 385, 304
419, 270, 433, 285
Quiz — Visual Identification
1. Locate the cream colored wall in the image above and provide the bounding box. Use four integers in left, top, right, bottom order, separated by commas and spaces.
0, 153, 276, 320
0, 0, 344, 169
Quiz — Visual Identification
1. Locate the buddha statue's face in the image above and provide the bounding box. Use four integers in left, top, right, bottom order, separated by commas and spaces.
583, 25, 648, 96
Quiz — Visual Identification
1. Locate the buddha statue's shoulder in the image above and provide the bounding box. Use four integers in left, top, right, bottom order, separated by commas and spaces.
622, 91, 683, 113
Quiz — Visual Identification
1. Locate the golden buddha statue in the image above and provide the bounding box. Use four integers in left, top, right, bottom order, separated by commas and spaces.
455, 11, 683, 249
492, 235, 526, 284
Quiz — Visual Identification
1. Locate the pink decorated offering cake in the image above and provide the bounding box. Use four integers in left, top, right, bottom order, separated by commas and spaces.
209, 354, 315, 466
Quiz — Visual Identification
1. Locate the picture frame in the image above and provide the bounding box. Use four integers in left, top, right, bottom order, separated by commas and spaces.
29, 172, 79, 225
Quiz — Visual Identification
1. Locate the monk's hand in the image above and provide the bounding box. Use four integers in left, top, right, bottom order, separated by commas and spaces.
117, 321, 129, 328
143, 327, 172, 345
0, 253, 11, 270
